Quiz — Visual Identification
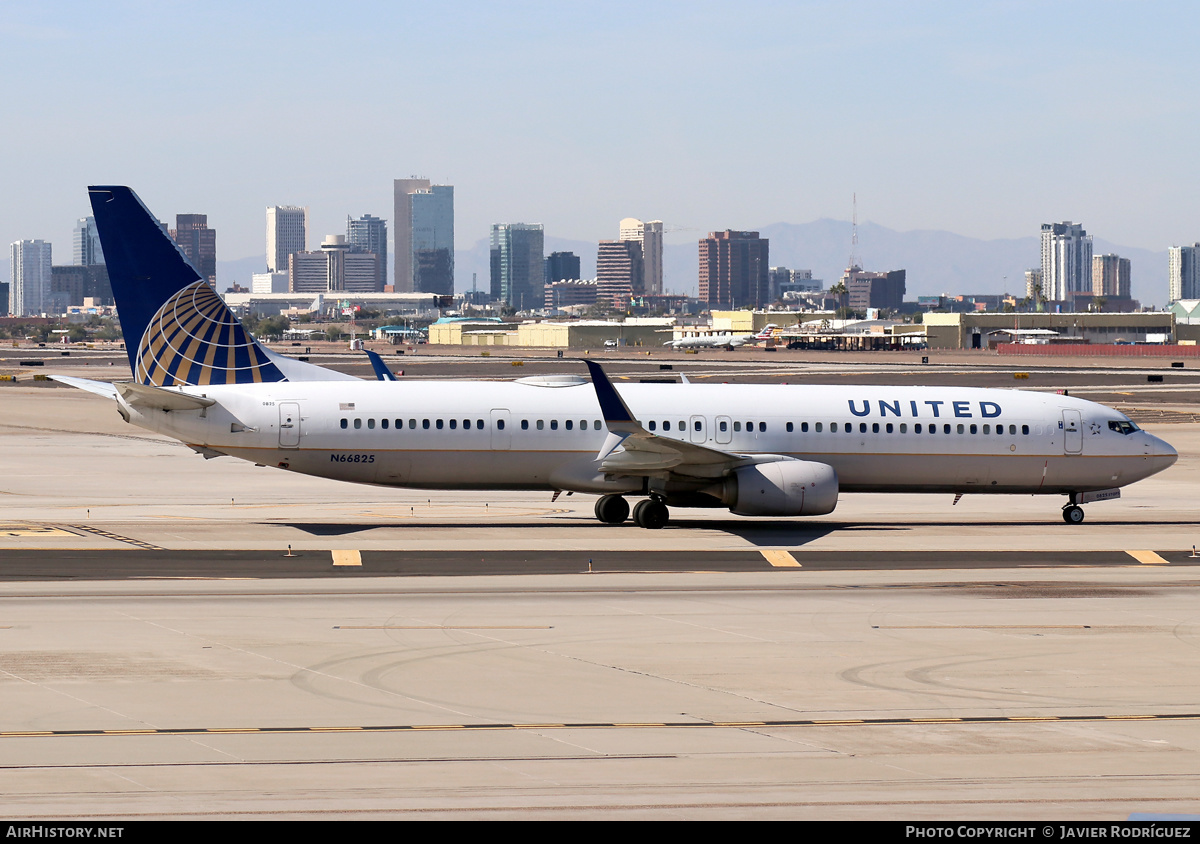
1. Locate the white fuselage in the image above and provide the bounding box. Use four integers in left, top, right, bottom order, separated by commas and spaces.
116, 379, 1176, 498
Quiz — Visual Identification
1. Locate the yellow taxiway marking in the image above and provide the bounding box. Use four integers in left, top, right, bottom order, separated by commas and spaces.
1126, 550, 1170, 565
0, 524, 76, 538
761, 549, 801, 568
331, 549, 362, 567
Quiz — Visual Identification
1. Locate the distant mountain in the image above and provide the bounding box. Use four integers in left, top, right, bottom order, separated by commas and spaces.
457, 222, 1170, 306
216, 255, 266, 290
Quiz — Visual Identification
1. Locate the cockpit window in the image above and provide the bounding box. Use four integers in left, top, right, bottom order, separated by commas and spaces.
1108, 420, 1138, 435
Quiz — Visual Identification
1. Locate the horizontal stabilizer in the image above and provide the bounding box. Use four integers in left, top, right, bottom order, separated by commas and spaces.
116, 382, 217, 412
48, 375, 119, 400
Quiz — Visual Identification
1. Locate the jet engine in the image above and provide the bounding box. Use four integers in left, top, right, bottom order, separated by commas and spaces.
722, 460, 838, 517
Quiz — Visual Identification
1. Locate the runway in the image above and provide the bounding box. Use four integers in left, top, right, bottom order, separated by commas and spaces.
1, 359, 1199, 819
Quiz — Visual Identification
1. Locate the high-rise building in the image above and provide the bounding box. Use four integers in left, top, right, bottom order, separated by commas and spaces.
289, 235, 378, 294
170, 214, 217, 287
72, 217, 104, 266
1092, 254, 1131, 299
544, 251, 581, 285
698, 230, 769, 308
842, 266, 906, 312
346, 214, 388, 291
1168, 244, 1200, 303
619, 218, 663, 296
394, 179, 454, 294
490, 223, 544, 310
10, 240, 52, 316
51, 264, 112, 309
596, 240, 644, 307
1025, 269, 1044, 300
1040, 222, 1092, 301
266, 206, 307, 274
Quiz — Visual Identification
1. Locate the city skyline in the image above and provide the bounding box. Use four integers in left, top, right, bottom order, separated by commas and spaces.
4, 2, 1198, 271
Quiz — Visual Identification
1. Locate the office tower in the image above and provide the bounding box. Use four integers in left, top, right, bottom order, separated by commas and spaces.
619, 218, 664, 296
596, 240, 644, 307
1168, 244, 1200, 303
170, 214, 217, 287
1025, 269, 1044, 300
0, 283, 7, 316
51, 264, 112, 309
10, 239, 52, 316
698, 230, 769, 308
842, 267, 906, 311
545, 279, 599, 309
1040, 222, 1092, 301
490, 223, 544, 310
266, 206, 307, 274
1092, 254, 1131, 299
72, 217, 104, 266
289, 236, 378, 294
346, 214, 388, 291
544, 251, 581, 285
394, 179, 454, 294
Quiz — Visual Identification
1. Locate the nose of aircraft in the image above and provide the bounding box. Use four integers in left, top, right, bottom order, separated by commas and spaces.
1151, 434, 1178, 473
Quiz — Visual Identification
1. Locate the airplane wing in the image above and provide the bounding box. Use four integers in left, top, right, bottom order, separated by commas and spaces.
581, 359, 789, 479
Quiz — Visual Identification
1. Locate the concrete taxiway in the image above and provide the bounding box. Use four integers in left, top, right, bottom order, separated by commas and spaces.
1, 357, 1199, 819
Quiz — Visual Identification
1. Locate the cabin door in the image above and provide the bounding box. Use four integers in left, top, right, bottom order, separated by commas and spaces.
278, 402, 301, 448
1062, 409, 1082, 454
490, 409, 511, 450
690, 415, 707, 444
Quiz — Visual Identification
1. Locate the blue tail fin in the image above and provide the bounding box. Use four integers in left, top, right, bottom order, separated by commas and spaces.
88, 186, 353, 386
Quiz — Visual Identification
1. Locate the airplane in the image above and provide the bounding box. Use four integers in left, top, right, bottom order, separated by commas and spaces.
53, 186, 1177, 529
664, 325, 776, 350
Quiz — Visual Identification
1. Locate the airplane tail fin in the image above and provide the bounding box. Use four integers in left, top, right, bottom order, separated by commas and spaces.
88, 186, 354, 386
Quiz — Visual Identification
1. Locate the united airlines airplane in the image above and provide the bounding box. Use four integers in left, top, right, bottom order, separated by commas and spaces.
54, 186, 1177, 529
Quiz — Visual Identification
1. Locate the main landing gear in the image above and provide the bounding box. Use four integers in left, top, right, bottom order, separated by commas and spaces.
593, 494, 669, 529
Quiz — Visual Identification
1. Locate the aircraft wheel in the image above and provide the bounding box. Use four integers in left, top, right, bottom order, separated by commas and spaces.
1062, 505, 1085, 524
633, 498, 669, 529
594, 494, 629, 525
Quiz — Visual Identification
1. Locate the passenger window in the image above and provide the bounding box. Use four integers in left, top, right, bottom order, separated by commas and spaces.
436, 419, 444, 430
758, 422, 765, 432
898, 423, 906, 433
537, 420, 544, 430
859, 423, 867, 433
382, 419, 389, 430
720, 421, 728, 432
367, 418, 375, 429
422, 419, 430, 429
550, 420, 558, 430
340, 419, 347, 429
497, 420, 505, 430
957, 424, 965, 434
594, 420, 602, 430
915, 423, 922, 433
408, 419, 416, 429
478, 420, 485, 429
831, 422, 838, 432
1022, 425, 1030, 435
354, 418, 362, 429
943, 424, 951, 434
566, 420, 573, 430
886, 423, 894, 433
786, 422, 793, 432
801, 422, 809, 432
970, 424, 977, 434
649, 421, 657, 431
449, 419, 457, 429
579, 420, 586, 430
872, 423, 879, 433
463, 419, 470, 429
695, 421, 701, 432
815, 422, 823, 432
734, 421, 742, 432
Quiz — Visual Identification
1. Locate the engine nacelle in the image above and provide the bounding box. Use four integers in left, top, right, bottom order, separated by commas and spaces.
724, 460, 838, 517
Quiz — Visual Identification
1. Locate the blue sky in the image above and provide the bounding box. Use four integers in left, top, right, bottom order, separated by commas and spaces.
3, 1, 1198, 262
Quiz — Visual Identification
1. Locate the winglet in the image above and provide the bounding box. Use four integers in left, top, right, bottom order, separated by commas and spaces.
580, 359, 637, 427
363, 348, 397, 381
